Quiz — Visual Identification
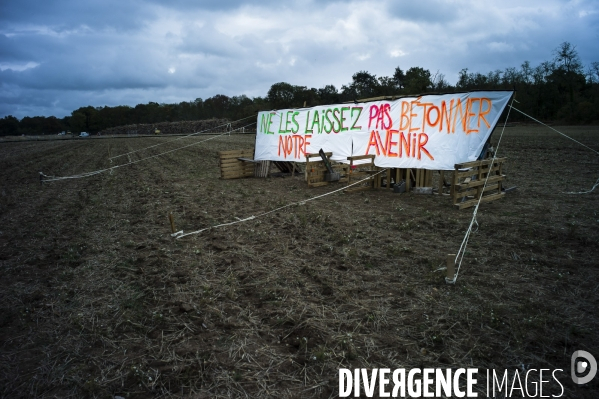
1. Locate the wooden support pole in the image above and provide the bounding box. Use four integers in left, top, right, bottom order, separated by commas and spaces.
451, 166, 458, 200
168, 212, 176, 234
446, 254, 456, 284
476, 163, 483, 199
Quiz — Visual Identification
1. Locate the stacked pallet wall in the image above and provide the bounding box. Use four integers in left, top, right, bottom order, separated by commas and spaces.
219, 149, 255, 179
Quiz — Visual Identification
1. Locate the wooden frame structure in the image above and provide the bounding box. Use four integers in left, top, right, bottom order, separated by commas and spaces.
345, 155, 376, 192
371, 168, 434, 191
451, 158, 506, 209
305, 152, 349, 188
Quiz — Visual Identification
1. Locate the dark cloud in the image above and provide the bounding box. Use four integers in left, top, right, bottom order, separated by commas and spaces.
0, 34, 34, 62
0, 0, 154, 32
0, 0, 597, 119
386, 0, 459, 23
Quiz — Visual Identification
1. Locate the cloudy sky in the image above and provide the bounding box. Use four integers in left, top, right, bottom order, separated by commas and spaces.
1, 0, 597, 119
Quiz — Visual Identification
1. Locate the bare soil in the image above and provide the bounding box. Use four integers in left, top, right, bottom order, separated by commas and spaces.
0, 126, 598, 398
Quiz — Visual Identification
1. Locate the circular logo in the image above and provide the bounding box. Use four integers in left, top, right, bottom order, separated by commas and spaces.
571, 350, 597, 385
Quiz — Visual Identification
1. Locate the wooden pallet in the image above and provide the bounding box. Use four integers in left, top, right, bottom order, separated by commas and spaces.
367, 167, 434, 191
218, 149, 255, 179
346, 155, 376, 192
451, 158, 506, 209
305, 152, 349, 187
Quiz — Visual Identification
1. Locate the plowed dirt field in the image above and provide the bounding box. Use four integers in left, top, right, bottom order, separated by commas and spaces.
1, 126, 598, 398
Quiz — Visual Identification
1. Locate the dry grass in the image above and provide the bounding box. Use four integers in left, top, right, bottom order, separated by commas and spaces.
0, 126, 598, 398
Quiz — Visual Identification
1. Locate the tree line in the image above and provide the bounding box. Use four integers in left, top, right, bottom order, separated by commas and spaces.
1, 42, 597, 136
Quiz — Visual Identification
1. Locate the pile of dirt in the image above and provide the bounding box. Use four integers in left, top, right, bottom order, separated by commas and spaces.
98, 118, 248, 136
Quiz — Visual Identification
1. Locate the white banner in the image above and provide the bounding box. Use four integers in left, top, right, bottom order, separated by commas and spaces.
254, 91, 513, 170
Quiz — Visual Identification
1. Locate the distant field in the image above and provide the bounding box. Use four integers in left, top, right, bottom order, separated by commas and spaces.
0, 126, 598, 398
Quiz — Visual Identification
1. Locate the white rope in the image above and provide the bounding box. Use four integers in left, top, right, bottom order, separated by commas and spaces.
175, 169, 389, 239
450, 97, 516, 283
451, 103, 599, 283
510, 106, 599, 194
509, 107, 599, 156
40, 123, 255, 182
564, 177, 599, 194
109, 116, 256, 161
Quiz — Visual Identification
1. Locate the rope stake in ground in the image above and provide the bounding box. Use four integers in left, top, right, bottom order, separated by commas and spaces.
451, 103, 598, 284
449, 97, 516, 284
40, 121, 256, 183
173, 169, 389, 239
510, 106, 599, 194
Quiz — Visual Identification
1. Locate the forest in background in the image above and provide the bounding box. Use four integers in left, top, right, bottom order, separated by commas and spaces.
1, 42, 598, 136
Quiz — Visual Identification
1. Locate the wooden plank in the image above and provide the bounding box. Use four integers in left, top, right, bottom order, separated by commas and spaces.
451, 167, 458, 197
455, 163, 502, 178
220, 160, 252, 167
306, 152, 332, 159
218, 149, 254, 155
220, 156, 246, 163
220, 162, 254, 169
255, 161, 270, 178
457, 183, 502, 199
220, 158, 251, 166
455, 157, 507, 169
221, 169, 255, 177
219, 156, 254, 163
220, 163, 254, 172
458, 175, 505, 189
218, 149, 255, 156
347, 154, 375, 161
219, 149, 254, 156
309, 165, 332, 172
456, 192, 505, 209
219, 156, 253, 163
476, 161, 483, 199
221, 168, 254, 175
220, 166, 252, 173
219, 155, 254, 163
